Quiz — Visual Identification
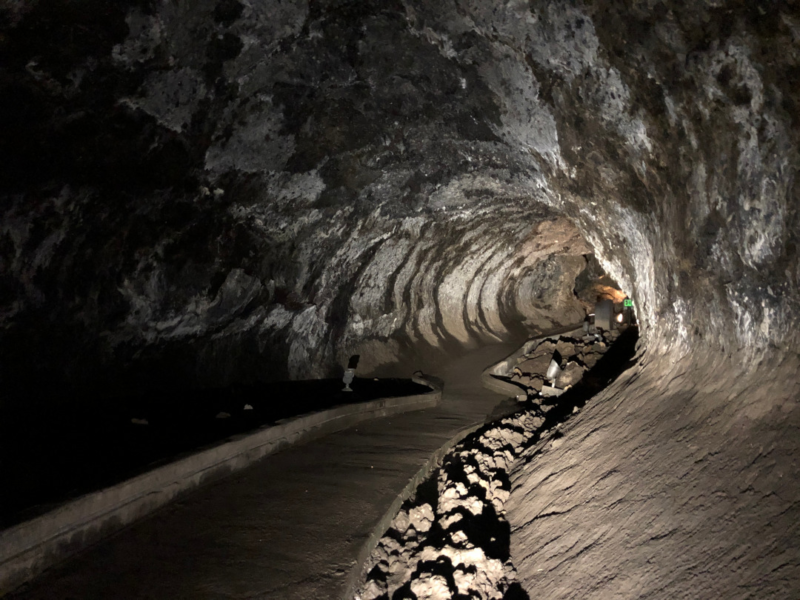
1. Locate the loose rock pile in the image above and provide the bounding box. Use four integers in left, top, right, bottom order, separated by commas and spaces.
356, 411, 544, 600
355, 327, 628, 600
508, 329, 620, 402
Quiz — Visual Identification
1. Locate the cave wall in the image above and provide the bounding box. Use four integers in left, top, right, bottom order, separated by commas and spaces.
1, 0, 798, 395
404, 0, 800, 358
507, 333, 800, 598
2, 0, 595, 396
2, 0, 800, 596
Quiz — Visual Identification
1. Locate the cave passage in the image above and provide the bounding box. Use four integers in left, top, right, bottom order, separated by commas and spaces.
4, 341, 543, 600
1, 0, 799, 597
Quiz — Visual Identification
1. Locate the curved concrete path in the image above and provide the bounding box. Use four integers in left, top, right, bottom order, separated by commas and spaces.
9, 342, 522, 600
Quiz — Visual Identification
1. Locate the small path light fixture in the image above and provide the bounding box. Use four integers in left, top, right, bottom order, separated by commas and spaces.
342, 354, 360, 392
342, 369, 355, 392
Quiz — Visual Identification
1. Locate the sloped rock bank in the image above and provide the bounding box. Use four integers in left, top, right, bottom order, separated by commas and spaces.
507, 347, 800, 599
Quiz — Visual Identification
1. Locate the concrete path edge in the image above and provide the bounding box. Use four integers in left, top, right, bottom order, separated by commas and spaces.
0, 379, 441, 597
342, 354, 527, 599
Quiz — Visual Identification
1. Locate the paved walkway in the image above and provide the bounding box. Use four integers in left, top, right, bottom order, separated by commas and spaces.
11, 342, 522, 600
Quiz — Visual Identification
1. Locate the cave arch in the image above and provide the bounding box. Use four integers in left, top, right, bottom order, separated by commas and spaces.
1, 0, 799, 597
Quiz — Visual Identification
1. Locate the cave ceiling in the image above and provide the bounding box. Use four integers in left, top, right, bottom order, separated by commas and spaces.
0, 0, 798, 393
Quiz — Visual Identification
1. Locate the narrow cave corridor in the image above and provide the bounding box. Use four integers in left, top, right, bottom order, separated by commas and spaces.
1, 0, 799, 598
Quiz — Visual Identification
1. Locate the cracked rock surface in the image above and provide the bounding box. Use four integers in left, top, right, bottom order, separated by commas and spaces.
356, 411, 546, 600
355, 327, 636, 600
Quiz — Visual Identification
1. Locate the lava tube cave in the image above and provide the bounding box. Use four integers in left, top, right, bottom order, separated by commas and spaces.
0, 1, 798, 599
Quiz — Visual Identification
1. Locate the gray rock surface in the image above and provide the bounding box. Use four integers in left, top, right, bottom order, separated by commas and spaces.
555, 361, 585, 388
4, 0, 797, 396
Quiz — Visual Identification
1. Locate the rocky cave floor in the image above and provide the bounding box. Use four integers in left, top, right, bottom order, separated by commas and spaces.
0, 377, 428, 529
500, 326, 626, 401
355, 326, 638, 600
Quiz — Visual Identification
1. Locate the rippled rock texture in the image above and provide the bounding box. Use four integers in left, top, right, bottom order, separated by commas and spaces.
508, 349, 800, 599
1, 0, 799, 594
2, 0, 798, 395
1, 0, 607, 397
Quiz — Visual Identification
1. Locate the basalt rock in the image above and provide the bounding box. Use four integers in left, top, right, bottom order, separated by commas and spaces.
1, 1, 799, 596
2, 0, 797, 397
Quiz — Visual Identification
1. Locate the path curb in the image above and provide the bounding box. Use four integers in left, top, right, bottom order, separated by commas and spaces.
0, 382, 441, 597
344, 352, 528, 599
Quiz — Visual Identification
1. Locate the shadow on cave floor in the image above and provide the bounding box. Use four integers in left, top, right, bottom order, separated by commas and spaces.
0, 377, 429, 530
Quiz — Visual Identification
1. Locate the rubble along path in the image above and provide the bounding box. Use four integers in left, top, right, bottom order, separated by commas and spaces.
354, 326, 638, 600
9, 337, 569, 600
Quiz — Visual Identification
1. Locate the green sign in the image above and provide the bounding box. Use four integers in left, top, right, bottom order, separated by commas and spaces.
623, 299, 633, 307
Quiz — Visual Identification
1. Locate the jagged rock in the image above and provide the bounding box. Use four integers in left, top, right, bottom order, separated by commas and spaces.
440, 513, 463, 530
517, 355, 552, 376
360, 580, 386, 600
556, 362, 586, 388
409, 504, 434, 533
579, 352, 599, 369
555, 340, 577, 359
527, 377, 544, 393
360, 407, 549, 600
541, 385, 565, 398
528, 341, 557, 359
409, 574, 452, 600
392, 509, 410, 535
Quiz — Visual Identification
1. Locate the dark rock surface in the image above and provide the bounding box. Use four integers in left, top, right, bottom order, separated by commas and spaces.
0, 0, 596, 399
1, 0, 799, 597
2, 0, 796, 394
